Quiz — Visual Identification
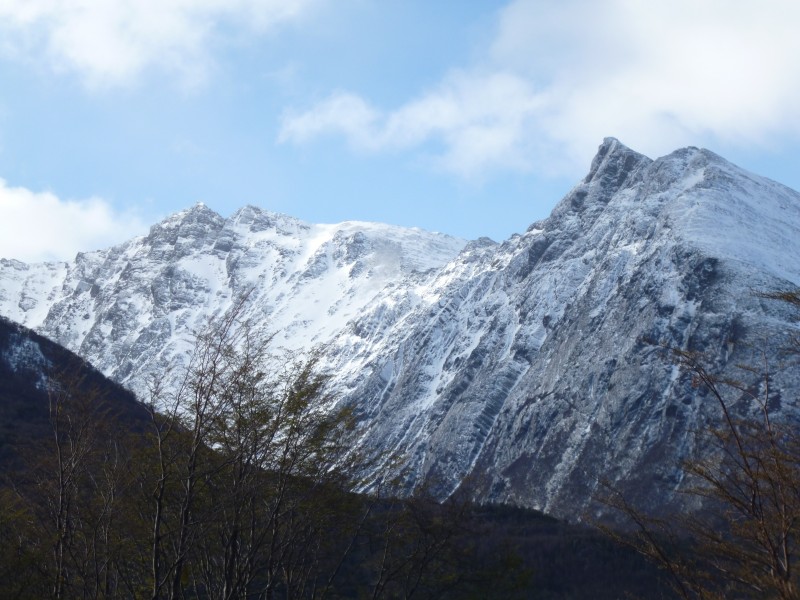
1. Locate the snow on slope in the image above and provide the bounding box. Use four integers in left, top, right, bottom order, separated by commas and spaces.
316, 139, 800, 518
2, 139, 799, 521
0, 259, 68, 328
0, 204, 466, 400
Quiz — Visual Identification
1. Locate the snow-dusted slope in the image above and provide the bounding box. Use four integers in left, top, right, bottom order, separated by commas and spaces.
320, 139, 800, 518
2, 139, 799, 519
0, 205, 466, 399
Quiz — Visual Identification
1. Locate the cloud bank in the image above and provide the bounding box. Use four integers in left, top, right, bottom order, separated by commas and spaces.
280, 0, 800, 177
0, 180, 146, 262
0, 0, 319, 87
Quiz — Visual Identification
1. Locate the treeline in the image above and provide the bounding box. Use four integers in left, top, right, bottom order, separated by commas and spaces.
0, 309, 668, 599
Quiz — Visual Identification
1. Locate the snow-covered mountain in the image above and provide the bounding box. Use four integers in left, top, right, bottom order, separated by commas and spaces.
331, 139, 800, 518
2, 138, 799, 519
0, 206, 466, 399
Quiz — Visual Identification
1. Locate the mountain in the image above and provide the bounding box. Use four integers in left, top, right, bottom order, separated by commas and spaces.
333, 139, 800, 518
0, 206, 466, 401
2, 139, 799, 519
0, 315, 149, 468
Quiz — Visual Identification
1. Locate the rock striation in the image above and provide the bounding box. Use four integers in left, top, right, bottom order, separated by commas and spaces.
2, 138, 799, 518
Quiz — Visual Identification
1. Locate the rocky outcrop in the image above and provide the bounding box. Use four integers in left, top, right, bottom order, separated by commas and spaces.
2, 139, 799, 519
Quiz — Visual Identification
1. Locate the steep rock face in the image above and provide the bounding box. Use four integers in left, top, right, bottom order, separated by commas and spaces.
325, 139, 800, 517
1, 139, 799, 519
0, 206, 466, 400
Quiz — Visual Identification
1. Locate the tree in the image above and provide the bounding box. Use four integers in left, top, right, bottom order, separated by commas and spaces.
7, 369, 142, 598
0, 301, 368, 599
2, 299, 525, 598
602, 290, 800, 599
135, 301, 365, 599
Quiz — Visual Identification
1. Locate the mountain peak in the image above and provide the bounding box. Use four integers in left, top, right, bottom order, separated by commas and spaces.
180, 202, 220, 221
229, 204, 308, 235
149, 203, 224, 235
1, 140, 799, 525
583, 137, 652, 188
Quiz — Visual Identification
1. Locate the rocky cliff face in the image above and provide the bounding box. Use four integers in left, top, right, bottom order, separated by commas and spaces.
0, 206, 466, 401
330, 139, 800, 518
2, 139, 799, 519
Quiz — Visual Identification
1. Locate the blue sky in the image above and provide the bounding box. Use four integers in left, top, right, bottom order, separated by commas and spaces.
1, 0, 799, 262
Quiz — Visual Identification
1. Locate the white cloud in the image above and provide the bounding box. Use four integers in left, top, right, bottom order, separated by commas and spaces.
0, 0, 320, 87
491, 0, 800, 164
0, 180, 147, 262
280, 71, 547, 178
280, 92, 381, 149
279, 0, 800, 177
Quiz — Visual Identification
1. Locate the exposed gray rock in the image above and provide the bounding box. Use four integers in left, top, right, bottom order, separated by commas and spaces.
323, 138, 800, 519
2, 139, 799, 520
0, 204, 466, 401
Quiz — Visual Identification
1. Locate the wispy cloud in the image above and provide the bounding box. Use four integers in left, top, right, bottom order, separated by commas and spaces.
280, 92, 382, 149
279, 0, 800, 177
279, 72, 545, 178
0, 0, 320, 88
0, 180, 147, 262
